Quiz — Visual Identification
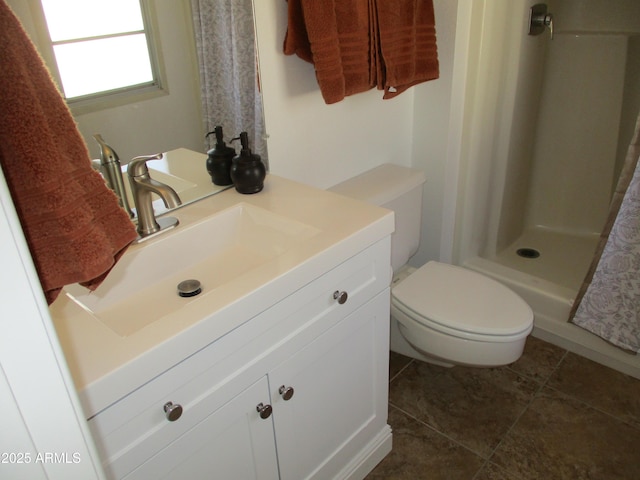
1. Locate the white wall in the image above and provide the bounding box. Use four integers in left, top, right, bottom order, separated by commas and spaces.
255, 0, 461, 264
409, 0, 461, 265
253, 0, 415, 190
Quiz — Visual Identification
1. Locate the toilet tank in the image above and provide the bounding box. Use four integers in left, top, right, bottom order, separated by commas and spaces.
329, 164, 426, 271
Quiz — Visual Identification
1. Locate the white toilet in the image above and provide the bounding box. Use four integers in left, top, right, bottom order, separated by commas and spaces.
330, 164, 533, 367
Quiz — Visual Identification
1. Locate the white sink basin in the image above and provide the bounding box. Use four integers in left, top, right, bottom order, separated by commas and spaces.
64, 203, 320, 337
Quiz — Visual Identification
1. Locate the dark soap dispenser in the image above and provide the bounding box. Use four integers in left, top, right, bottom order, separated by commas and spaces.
230, 131, 266, 194
205, 126, 236, 186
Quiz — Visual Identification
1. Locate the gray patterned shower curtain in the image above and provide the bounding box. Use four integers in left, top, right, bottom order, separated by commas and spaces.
190, 0, 267, 163
570, 111, 640, 352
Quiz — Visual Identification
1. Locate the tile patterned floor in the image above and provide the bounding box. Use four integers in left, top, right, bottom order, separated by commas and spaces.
366, 336, 640, 479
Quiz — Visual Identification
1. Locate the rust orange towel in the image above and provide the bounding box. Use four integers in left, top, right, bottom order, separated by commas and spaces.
284, 0, 439, 104
0, 0, 137, 304
285, 0, 376, 104
377, 0, 439, 99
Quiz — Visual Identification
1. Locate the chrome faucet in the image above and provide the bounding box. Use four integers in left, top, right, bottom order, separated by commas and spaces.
127, 154, 182, 241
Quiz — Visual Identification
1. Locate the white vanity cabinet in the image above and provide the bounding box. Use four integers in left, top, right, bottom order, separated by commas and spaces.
88, 237, 392, 480
122, 376, 280, 480
269, 291, 390, 480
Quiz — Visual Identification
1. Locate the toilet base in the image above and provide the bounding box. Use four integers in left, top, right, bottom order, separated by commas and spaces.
391, 308, 530, 368
389, 318, 455, 367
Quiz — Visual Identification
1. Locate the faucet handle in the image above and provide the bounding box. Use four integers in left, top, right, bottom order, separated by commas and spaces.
127, 153, 164, 177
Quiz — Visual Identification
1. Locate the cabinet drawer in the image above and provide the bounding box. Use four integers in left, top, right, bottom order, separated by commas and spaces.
89, 238, 391, 479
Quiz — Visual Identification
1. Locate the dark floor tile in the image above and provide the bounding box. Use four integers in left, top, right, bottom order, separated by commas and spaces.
491, 387, 640, 480
389, 352, 413, 382
474, 462, 522, 480
547, 352, 640, 428
388, 361, 539, 458
365, 407, 484, 480
508, 335, 566, 383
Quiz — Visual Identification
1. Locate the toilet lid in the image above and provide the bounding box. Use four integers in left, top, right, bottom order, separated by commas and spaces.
392, 262, 533, 336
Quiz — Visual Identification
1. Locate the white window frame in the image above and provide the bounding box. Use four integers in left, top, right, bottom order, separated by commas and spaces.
27, 0, 167, 115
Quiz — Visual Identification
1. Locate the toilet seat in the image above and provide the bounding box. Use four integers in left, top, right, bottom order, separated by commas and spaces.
391, 262, 533, 341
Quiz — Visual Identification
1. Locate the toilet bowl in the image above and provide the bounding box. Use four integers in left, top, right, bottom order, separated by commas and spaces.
391, 262, 533, 367
329, 163, 534, 367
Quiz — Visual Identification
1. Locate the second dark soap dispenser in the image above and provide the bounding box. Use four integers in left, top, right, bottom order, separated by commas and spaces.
230, 131, 266, 194
205, 126, 236, 186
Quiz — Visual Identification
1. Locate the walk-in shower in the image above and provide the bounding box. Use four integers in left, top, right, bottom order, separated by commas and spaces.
455, 0, 640, 378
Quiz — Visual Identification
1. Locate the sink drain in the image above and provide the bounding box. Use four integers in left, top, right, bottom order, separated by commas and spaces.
516, 248, 540, 259
177, 279, 202, 297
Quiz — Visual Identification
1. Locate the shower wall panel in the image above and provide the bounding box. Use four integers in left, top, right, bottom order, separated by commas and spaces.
524, 34, 627, 235
553, 0, 640, 34
493, 4, 546, 254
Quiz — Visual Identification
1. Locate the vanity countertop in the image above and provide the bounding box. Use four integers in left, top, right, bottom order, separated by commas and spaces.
49, 174, 394, 417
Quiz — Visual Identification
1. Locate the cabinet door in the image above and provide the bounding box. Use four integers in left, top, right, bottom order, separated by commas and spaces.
270, 290, 390, 480
123, 376, 278, 480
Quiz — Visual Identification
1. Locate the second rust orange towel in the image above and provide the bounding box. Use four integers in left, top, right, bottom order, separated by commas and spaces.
377, 0, 439, 99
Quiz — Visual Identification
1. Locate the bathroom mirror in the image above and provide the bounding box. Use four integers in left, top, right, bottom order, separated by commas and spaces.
7, 0, 265, 216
